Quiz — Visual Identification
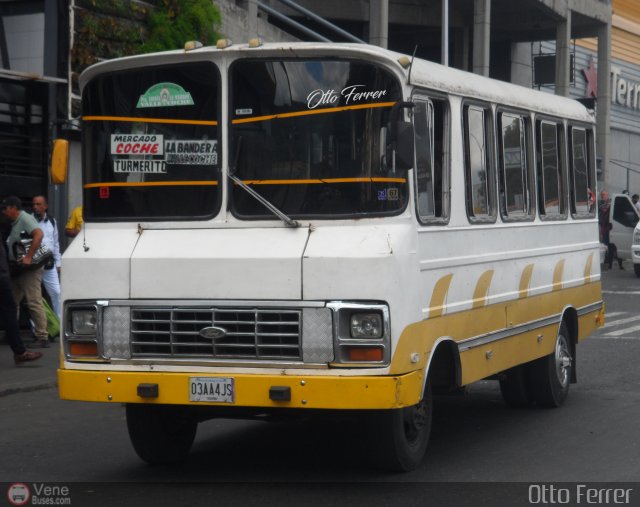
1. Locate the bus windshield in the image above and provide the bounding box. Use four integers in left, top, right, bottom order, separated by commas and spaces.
82, 62, 221, 221
230, 59, 407, 218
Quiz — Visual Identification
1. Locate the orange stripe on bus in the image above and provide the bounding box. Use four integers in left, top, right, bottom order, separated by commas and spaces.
232, 101, 397, 124
84, 181, 218, 189
84, 177, 404, 189
237, 177, 407, 185
83, 116, 218, 126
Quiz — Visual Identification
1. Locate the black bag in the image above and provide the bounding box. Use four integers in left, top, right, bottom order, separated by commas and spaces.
11, 232, 54, 271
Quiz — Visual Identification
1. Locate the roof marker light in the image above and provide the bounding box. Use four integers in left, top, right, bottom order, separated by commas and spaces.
184, 40, 203, 51
216, 39, 233, 50
248, 37, 264, 48
398, 56, 411, 69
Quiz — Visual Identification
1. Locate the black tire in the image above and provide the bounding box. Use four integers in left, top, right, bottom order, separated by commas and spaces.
126, 404, 198, 465
634, 263, 640, 278
499, 365, 532, 408
527, 322, 573, 408
365, 380, 432, 472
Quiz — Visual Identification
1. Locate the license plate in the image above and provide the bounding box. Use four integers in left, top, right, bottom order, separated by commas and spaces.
189, 377, 234, 403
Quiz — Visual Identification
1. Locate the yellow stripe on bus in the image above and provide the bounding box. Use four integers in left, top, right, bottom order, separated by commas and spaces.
472, 270, 494, 309
83, 116, 218, 126
519, 264, 534, 299
584, 253, 594, 284
84, 181, 219, 189
232, 101, 397, 124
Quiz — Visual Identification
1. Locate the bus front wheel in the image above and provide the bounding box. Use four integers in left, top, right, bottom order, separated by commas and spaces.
365, 380, 432, 472
126, 404, 198, 465
527, 322, 572, 408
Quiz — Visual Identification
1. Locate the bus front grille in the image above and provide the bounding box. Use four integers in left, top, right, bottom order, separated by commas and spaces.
130, 307, 302, 360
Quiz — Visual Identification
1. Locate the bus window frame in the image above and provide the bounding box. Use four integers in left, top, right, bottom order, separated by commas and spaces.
568, 123, 597, 219
226, 57, 409, 221
81, 60, 223, 223
535, 116, 568, 222
411, 90, 451, 226
462, 101, 497, 224
496, 107, 535, 223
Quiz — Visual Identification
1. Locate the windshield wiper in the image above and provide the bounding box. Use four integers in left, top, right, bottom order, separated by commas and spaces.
229, 137, 299, 228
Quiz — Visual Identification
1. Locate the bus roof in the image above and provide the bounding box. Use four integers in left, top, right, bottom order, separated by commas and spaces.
80, 41, 593, 123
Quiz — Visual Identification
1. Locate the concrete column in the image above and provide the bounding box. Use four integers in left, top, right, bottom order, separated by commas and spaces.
555, 11, 571, 96
248, 0, 258, 37
597, 22, 611, 183
510, 42, 531, 87
473, 0, 491, 76
369, 0, 389, 48
442, 0, 449, 66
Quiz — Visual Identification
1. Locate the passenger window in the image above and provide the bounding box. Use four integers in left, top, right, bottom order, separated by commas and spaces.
537, 120, 566, 218
569, 127, 596, 217
498, 112, 531, 219
413, 96, 448, 223
464, 105, 495, 221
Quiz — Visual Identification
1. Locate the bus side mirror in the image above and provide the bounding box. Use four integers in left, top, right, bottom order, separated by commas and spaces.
394, 121, 415, 170
51, 139, 69, 184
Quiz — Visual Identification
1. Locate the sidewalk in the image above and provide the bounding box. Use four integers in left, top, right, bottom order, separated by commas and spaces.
0, 331, 59, 397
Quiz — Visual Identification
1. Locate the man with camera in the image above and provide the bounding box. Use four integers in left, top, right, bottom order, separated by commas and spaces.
1, 195, 49, 349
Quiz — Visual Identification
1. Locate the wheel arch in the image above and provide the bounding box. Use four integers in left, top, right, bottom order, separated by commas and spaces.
561, 306, 579, 384
422, 337, 462, 396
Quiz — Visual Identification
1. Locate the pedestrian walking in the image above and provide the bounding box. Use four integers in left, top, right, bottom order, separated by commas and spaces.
31, 195, 61, 318
0, 217, 43, 364
1, 196, 50, 348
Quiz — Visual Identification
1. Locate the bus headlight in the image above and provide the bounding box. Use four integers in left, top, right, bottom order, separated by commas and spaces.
71, 309, 97, 335
350, 313, 383, 338
634, 228, 640, 245
328, 302, 390, 366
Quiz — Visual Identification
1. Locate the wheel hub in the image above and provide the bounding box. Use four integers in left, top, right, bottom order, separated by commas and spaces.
555, 335, 572, 387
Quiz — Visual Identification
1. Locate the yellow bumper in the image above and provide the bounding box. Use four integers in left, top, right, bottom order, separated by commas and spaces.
58, 369, 424, 410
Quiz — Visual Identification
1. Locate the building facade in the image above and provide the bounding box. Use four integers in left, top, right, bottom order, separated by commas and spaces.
576, 0, 640, 194
0, 1, 619, 209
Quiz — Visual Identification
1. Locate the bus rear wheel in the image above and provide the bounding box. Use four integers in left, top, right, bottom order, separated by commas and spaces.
365, 380, 432, 472
126, 404, 198, 465
527, 322, 572, 408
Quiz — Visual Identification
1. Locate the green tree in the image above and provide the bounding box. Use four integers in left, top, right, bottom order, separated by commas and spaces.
141, 0, 221, 53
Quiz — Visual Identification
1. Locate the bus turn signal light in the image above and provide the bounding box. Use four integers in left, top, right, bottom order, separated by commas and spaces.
69, 342, 98, 357
347, 347, 383, 362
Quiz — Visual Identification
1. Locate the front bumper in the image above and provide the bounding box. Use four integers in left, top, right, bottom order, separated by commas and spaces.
58, 369, 424, 410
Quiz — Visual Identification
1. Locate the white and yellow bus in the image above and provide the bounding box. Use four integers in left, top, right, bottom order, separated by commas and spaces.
56, 41, 603, 472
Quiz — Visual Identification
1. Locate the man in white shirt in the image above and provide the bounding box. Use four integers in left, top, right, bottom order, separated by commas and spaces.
31, 195, 61, 318
632, 194, 640, 215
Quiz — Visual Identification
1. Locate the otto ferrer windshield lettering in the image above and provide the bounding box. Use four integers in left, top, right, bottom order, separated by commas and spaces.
306, 85, 387, 109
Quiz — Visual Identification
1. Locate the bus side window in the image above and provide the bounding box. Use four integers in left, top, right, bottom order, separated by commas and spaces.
463, 104, 495, 222
498, 112, 531, 220
536, 120, 566, 219
413, 96, 448, 223
569, 126, 596, 217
